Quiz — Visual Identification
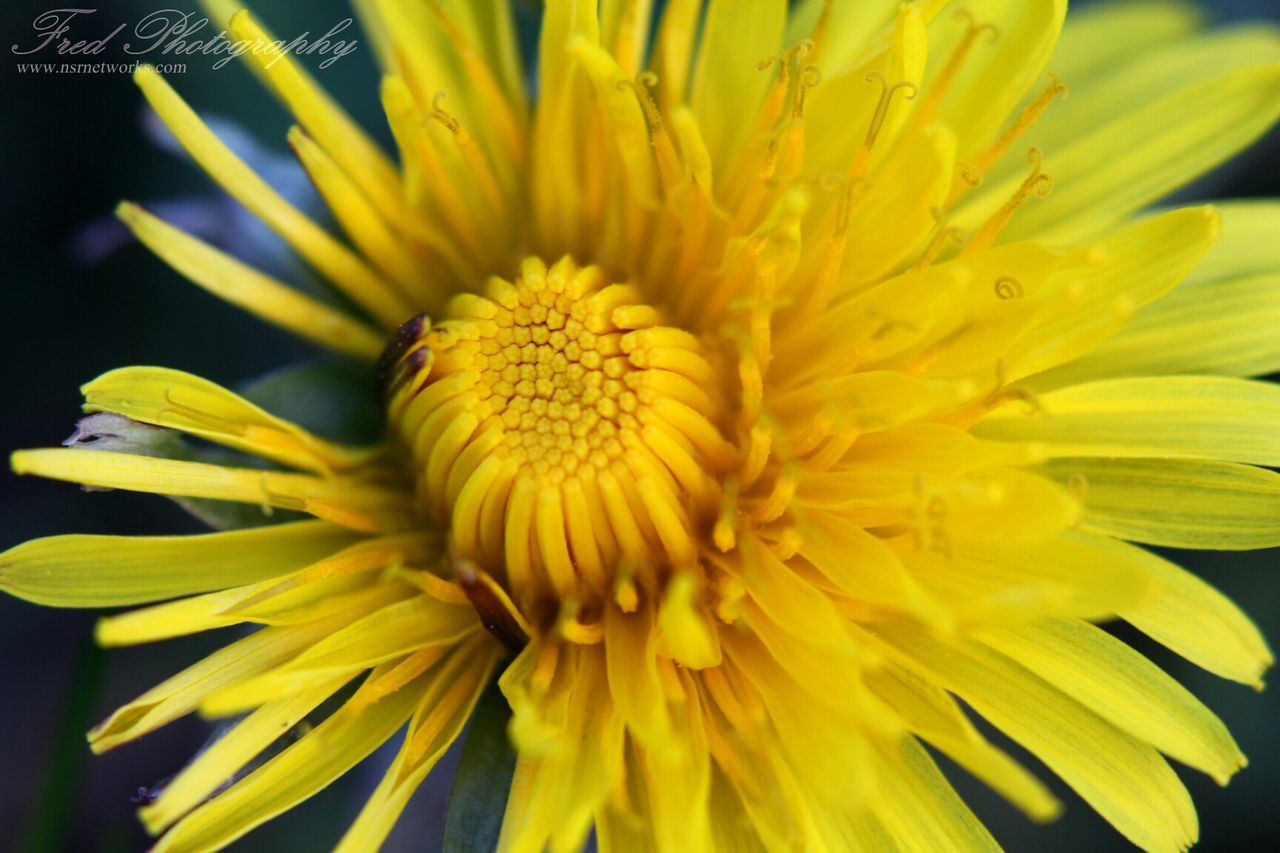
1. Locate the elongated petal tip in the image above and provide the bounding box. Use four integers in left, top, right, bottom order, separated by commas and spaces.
114, 199, 141, 222
10, 448, 45, 477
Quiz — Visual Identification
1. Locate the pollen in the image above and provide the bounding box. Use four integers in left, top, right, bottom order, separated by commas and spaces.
384, 256, 734, 617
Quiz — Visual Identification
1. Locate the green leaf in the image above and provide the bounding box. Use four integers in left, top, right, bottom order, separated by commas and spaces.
238, 360, 382, 445
443, 678, 516, 853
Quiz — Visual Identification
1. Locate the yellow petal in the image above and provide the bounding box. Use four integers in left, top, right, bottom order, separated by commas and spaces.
651, 0, 701, 109
978, 376, 1280, 466
601, 673, 714, 853
202, 594, 478, 715
777, 239, 1072, 382
456, 0, 527, 112
834, 123, 957, 290
0, 520, 356, 607
968, 61, 1280, 244
287, 126, 439, 304
904, 531, 1152, 624
1039, 457, 1280, 550
530, 0, 600, 250
1029, 203, 1280, 389
1007, 206, 1220, 380
225, 11, 409, 231
570, 37, 660, 209
336, 639, 499, 852
140, 676, 354, 833
940, 466, 1083, 543
81, 366, 381, 474
796, 510, 947, 622
1183, 200, 1280, 283
1113, 541, 1273, 688
723, 629, 880, 812
864, 659, 1060, 821
11, 448, 410, 534
603, 603, 672, 743
96, 574, 389, 647
871, 738, 1001, 853
874, 623, 1198, 853
804, 465, 1079, 542
793, 2, 926, 194
769, 371, 977, 435
703, 763, 770, 852
656, 571, 722, 668
786, 0, 899, 77
132, 67, 411, 328
737, 536, 865, 655
923, 0, 1066, 157
802, 3, 927, 181
690, 0, 787, 168
152, 658, 429, 853
498, 645, 626, 853
1027, 26, 1280, 180
1049, 0, 1203, 83
843, 423, 1039, 475
89, 616, 360, 753
978, 618, 1245, 783
116, 202, 386, 360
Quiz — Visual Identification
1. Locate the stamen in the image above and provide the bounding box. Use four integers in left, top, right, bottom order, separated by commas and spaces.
429, 91, 462, 135
557, 600, 604, 644
971, 73, 1068, 175
805, 431, 857, 472
1067, 472, 1088, 505
808, 0, 835, 61
530, 640, 560, 695
911, 476, 950, 556
955, 161, 983, 188
984, 359, 1044, 415
618, 72, 664, 131
913, 9, 1000, 129
714, 476, 740, 552
740, 423, 773, 491
736, 343, 764, 430
863, 71, 918, 151
792, 64, 822, 120
964, 147, 1053, 255
726, 272, 787, 376
756, 39, 814, 74
754, 465, 798, 524
912, 206, 969, 270
994, 276, 1024, 299
711, 570, 745, 624
618, 72, 683, 189
429, 92, 506, 215
614, 567, 640, 612
424, 0, 525, 163
793, 174, 868, 323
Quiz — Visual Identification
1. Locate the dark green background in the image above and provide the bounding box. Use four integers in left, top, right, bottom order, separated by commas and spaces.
2, 1, 1278, 850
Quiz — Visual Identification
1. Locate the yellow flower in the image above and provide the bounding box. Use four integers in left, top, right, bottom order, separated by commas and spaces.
5, 0, 1280, 850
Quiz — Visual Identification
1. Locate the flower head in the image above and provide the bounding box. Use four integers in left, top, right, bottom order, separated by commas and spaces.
5, 1, 1280, 851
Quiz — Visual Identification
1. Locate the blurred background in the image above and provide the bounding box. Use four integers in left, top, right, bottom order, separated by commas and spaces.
1, 1, 1278, 850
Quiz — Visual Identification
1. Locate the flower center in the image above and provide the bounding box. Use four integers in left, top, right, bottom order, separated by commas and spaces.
384, 257, 734, 618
